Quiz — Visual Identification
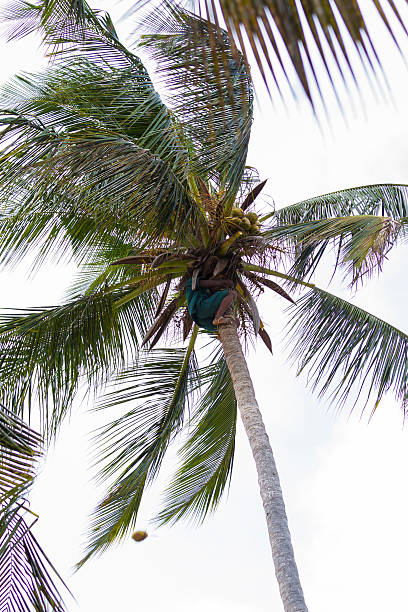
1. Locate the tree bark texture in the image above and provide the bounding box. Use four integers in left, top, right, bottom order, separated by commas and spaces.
218, 319, 308, 612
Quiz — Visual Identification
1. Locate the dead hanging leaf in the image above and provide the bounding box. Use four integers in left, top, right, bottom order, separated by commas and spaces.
241, 179, 268, 211
257, 277, 296, 304
132, 531, 148, 542
155, 276, 172, 318
182, 308, 194, 341
111, 255, 154, 266
246, 292, 260, 336
259, 327, 273, 354
142, 296, 182, 347
244, 271, 296, 304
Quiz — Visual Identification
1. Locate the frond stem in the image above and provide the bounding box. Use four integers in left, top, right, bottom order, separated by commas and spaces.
243, 264, 315, 288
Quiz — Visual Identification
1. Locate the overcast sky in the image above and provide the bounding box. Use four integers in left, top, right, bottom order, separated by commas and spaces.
2, 2, 408, 611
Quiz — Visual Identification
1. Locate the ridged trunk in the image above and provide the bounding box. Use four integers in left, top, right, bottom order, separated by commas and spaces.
218, 319, 308, 612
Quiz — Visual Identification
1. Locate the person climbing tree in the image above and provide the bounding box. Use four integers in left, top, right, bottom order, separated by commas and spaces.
186, 276, 237, 330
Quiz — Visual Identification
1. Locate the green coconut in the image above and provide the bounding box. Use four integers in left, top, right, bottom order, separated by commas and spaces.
247, 211, 258, 223
231, 206, 244, 218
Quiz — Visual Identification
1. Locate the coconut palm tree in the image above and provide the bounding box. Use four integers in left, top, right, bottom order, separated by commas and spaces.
1, 5, 408, 611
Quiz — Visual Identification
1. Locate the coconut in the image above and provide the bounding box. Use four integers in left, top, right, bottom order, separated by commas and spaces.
231, 206, 244, 218
132, 531, 148, 542
247, 211, 258, 223
241, 217, 251, 229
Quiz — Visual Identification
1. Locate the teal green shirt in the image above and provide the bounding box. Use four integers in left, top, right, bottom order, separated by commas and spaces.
186, 277, 229, 332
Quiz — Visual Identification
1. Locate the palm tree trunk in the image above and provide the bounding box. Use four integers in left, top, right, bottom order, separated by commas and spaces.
218, 319, 308, 612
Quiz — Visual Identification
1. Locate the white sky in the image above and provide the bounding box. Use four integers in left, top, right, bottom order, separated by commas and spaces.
2, 2, 408, 611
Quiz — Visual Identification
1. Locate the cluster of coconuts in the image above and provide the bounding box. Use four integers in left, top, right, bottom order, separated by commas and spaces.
225, 207, 262, 236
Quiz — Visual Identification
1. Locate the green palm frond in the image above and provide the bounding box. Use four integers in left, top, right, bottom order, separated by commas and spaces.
2, 1, 193, 180
274, 185, 408, 226
0, 11, 203, 267
141, 3, 253, 204
6, 0, 408, 108
0, 291, 155, 437
2, 63, 189, 173
0, 406, 69, 611
156, 350, 236, 525
2, 0, 90, 41
0, 405, 42, 504
0, 506, 68, 611
212, 0, 408, 106
0, 122, 198, 263
286, 288, 408, 416
267, 215, 406, 284
79, 331, 199, 566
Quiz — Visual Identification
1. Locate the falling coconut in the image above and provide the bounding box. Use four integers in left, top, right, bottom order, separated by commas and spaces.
132, 531, 148, 542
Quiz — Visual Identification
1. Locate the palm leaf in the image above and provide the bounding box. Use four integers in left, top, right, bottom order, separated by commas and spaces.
268, 215, 406, 285
140, 3, 253, 204
2, 2, 194, 179
0, 117, 198, 260
0, 406, 69, 611
215, 0, 408, 106
79, 331, 199, 566
0, 508, 68, 611
286, 287, 408, 416
156, 350, 236, 525
0, 11, 203, 265
259, 326, 273, 354
0, 290, 155, 437
243, 270, 295, 304
274, 184, 408, 226
0, 405, 42, 504
2, 0, 90, 41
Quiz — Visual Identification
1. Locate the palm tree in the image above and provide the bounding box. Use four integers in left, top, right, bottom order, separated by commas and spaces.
1, 5, 408, 611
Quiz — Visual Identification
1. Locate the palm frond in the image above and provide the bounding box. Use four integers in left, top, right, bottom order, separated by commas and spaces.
0, 7, 203, 267
243, 270, 295, 303
0, 405, 42, 504
0, 118, 198, 263
2, 1, 194, 179
274, 184, 408, 226
268, 215, 406, 285
2, 0, 90, 41
0, 507, 68, 611
141, 3, 253, 204
8, 0, 408, 108
213, 0, 408, 106
0, 290, 155, 437
286, 288, 408, 416
0, 406, 69, 611
79, 332, 199, 566
156, 350, 236, 525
